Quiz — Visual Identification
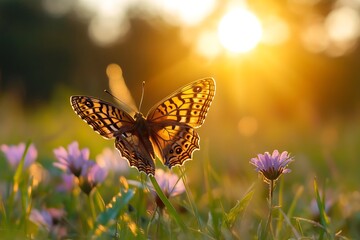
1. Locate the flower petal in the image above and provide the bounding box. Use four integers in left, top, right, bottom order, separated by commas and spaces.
250, 150, 294, 182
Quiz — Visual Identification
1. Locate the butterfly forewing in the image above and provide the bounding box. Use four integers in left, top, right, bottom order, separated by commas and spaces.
70, 96, 134, 139
146, 78, 215, 128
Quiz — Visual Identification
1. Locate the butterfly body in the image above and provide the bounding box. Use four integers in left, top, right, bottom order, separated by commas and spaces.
70, 78, 215, 175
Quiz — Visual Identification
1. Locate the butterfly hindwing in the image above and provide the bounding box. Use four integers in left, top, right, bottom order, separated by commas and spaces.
115, 133, 155, 175
150, 125, 200, 168
70, 96, 134, 139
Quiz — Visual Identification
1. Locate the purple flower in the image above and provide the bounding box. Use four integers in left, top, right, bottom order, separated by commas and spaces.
29, 208, 67, 238
56, 174, 75, 192
147, 169, 185, 209
78, 160, 108, 195
96, 147, 130, 174
53, 141, 89, 177
0, 143, 37, 169
310, 197, 334, 218
250, 150, 294, 183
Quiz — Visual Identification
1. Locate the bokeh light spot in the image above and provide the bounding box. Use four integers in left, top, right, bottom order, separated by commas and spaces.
325, 6, 360, 43
156, 0, 216, 26
42, 0, 73, 17
301, 19, 329, 53
88, 16, 129, 47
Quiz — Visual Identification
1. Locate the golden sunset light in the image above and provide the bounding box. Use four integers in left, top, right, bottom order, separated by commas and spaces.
2, 0, 360, 238
217, 7, 263, 53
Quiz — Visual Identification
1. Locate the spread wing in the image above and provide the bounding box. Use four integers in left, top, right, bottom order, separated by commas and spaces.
146, 78, 216, 128
70, 96, 134, 139
70, 96, 156, 175
146, 78, 216, 168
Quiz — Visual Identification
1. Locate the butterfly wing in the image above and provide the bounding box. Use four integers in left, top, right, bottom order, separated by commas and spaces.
150, 125, 200, 168
146, 78, 215, 168
70, 96, 135, 139
147, 78, 216, 128
70, 96, 156, 175
115, 133, 155, 175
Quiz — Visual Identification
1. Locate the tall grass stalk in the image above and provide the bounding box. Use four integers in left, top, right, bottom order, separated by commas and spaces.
179, 167, 203, 230
88, 193, 96, 226
149, 174, 186, 231
8, 141, 31, 224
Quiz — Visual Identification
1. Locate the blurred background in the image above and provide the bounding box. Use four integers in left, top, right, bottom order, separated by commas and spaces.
1, 0, 360, 198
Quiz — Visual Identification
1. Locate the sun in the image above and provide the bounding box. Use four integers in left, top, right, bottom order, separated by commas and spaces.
218, 7, 263, 53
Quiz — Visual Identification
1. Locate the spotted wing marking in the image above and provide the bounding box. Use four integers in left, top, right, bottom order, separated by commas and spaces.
70, 96, 134, 139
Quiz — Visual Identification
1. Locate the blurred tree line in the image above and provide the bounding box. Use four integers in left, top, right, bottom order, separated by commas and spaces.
0, 0, 188, 103
1, 0, 360, 121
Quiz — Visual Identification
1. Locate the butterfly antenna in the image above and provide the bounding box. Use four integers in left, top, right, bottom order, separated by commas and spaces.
104, 89, 138, 114
104, 89, 122, 103
138, 81, 145, 112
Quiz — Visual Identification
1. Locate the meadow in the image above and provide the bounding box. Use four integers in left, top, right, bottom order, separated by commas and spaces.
1, 1, 360, 239
1, 74, 359, 239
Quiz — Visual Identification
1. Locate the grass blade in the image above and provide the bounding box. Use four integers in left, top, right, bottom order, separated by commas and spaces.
149, 174, 187, 231
13, 141, 31, 187
223, 185, 254, 229
313, 177, 332, 240
93, 188, 135, 236
95, 188, 135, 226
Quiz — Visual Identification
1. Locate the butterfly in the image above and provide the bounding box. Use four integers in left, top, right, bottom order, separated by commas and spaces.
70, 78, 216, 175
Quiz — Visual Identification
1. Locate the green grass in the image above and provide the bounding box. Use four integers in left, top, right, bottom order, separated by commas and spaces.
0, 140, 356, 239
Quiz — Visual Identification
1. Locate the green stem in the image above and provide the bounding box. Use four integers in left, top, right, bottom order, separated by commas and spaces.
0, 195, 7, 225
88, 193, 96, 228
264, 180, 274, 239
149, 175, 186, 231
93, 189, 105, 212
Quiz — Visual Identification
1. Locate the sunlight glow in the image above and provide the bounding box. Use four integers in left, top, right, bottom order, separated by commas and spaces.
325, 6, 360, 43
301, 19, 329, 53
196, 30, 222, 58
218, 8, 263, 53
261, 15, 290, 45
154, 0, 216, 26
73, 0, 216, 46
301, 5, 360, 56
